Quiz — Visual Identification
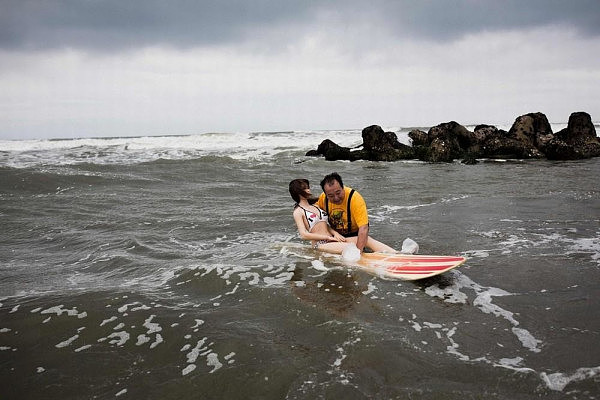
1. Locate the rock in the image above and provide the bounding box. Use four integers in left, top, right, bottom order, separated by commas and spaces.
561, 111, 597, 140
544, 112, 600, 160
361, 125, 414, 161
304, 111, 599, 163
474, 124, 504, 142
428, 137, 455, 162
505, 112, 550, 158
481, 136, 531, 159
461, 154, 479, 165
408, 129, 428, 147
362, 125, 399, 151
415, 121, 474, 162
305, 139, 353, 161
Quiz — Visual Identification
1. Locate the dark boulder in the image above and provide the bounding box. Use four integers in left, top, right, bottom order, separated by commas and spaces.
413, 121, 475, 162
361, 125, 415, 161
544, 112, 600, 160
408, 129, 428, 147
305, 139, 353, 161
504, 112, 550, 158
461, 154, 479, 165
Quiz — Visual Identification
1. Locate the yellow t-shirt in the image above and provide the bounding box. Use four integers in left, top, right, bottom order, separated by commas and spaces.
318, 186, 368, 235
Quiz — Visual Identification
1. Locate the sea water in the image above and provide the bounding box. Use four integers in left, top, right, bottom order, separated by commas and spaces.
1, 125, 599, 399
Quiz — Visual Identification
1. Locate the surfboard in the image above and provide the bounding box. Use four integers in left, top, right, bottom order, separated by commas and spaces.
277, 243, 466, 281
357, 252, 467, 280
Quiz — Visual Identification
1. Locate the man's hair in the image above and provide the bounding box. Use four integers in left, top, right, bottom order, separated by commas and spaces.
320, 172, 343, 190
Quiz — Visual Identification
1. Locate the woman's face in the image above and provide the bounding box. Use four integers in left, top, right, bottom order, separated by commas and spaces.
302, 185, 311, 198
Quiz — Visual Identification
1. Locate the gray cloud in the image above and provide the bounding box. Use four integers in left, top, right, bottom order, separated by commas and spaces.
384, 0, 600, 40
0, 0, 322, 51
1, 0, 599, 52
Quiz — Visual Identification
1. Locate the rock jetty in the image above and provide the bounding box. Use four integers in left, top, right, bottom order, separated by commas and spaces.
305, 112, 600, 163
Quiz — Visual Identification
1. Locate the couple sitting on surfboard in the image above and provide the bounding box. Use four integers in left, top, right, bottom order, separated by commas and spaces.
289, 172, 396, 254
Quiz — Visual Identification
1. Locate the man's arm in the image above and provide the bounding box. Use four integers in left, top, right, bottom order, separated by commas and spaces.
350, 190, 369, 252
356, 224, 369, 252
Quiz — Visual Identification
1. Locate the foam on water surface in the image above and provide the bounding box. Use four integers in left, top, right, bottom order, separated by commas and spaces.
0, 129, 373, 168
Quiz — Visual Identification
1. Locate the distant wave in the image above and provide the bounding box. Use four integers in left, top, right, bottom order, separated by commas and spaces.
0, 123, 577, 168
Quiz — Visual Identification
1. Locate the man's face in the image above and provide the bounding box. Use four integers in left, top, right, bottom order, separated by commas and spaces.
323, 181, 345, 205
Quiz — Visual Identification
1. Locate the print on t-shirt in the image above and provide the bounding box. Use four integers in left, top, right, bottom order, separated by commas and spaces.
329, 210, 345, 232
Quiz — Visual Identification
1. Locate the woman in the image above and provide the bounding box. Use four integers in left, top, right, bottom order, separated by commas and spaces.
289, 179, 396, 254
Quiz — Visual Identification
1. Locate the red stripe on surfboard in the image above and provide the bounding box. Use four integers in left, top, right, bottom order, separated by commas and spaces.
363, 255, 465, 263
385, 264, 457, 272
389, 271, 445, 275
375, 260, 465, 267
363, 253, 464, 259
387, 269, 456, 275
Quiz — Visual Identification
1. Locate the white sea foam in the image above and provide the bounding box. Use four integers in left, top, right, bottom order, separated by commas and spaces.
55, 334, 79, 348
182, 364, 196, 376
0, 129, 367, 168
0, 122, 574, 168
568, 236, 600, 265
361, 282, 377, 296
186, 338, 208, 364
150, 333, 163, 349
192, 319, 204, 329
473, 227, 600, 266
461, 250, 491, 258
100, 331, 130, 347
117, 302, 140, 313
206, 352, 223, 373
224, 352, 235, 365
311, 260, 328, 271
540, 366, 600, 391
444, 327, 470, 361
100, 316, 118, 326
263, 272, 295, 286
512, 327, 542, 353
113, 322, 125, 330
424, 284, 469, 304
493, 357, 535, 373
142, 315, 162, 334
40, 305, 87, 319
425, 272, 543, 353
328, 327, 362, 374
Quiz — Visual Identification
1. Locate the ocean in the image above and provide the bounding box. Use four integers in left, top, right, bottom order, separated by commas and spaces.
1, 125, 599, 399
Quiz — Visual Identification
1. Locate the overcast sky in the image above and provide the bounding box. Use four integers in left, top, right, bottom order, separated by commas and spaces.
1, 0, 599, 140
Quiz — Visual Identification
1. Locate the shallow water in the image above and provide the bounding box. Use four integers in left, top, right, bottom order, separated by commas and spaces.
1, 130, 599, 399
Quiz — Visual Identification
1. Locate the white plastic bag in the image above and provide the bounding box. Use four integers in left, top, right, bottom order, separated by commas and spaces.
401, 238, 419, 254
341, 243, 361, 262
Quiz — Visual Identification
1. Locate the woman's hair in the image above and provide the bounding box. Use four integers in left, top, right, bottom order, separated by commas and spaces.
289, 179, 318, 205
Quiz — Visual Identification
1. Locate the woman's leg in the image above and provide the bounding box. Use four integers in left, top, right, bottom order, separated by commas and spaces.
366, 237, 397, 253
344, 236, 398, 253
316, 241, 351, 254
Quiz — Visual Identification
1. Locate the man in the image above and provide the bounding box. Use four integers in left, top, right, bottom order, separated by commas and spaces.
318, 172, 394, 253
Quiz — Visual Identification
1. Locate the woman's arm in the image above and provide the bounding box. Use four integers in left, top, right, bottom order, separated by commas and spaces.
327, 224, 346, 242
